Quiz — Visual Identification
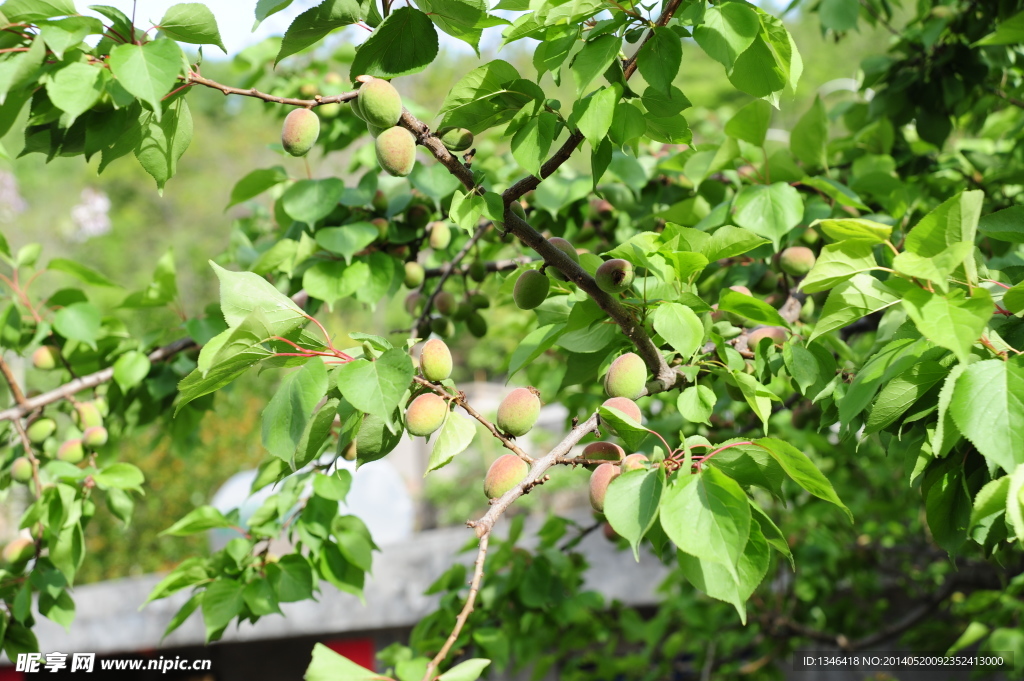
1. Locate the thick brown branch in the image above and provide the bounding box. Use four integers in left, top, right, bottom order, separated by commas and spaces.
399, 111, 476, 191
421, 534, 489, 681
503, 213, 680, 392
412, 375, 532, 463
411, 223, 490, 336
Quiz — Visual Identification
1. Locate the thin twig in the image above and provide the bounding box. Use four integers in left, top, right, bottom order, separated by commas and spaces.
0, 356, 44, 497
421, 534, 489, 681
185, 72, 357, 108
422, 256, 534, 279
411, 223, 490, 336
412, 376, 532, 463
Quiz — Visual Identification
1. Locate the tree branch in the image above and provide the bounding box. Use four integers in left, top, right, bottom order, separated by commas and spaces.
411, 222, 490, 337
422, 256, 534, 279
412, 375, 532, 463
0, 355, 46, 497
420, 534, 489, 681
185, 72, 357, 108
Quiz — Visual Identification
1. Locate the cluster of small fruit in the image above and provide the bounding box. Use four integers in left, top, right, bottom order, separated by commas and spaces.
403, 237, 492, 340
11, 347, 110, 485
483, 351, 650, 506
281, 76, 475, 179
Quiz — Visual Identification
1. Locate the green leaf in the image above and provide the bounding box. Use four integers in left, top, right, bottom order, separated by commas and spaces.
677, 385, 715, 426
437, 60, 528, 134
949, 359, 1024, 473
598, 405, 649, 452
437, 658, 491, 681
53, 302, 101, 350
416, 0, 505, 52
350, 7, 439, 79
902, 288, 993, 362
978, 205, 1024, 244
255, 0, 294, 28
428, 411, 476, 472
799, 240, 878, 294
708, 443, 786, 499
135, 96, 193, 191
636, 27, 681, 94
303, 260, 370, 308
201, 579, 245, 642
571, 34, 621, 98
605, 468, 663, 560
892, 241, 974, 294
1007, 463, 1024, 544
703, 225, 768, 261
262, 358, 328, 461
108, 39, 182, 120
969, 475, 1009, 534
948, 622, 991, 656
864, 360, 948, 435
142, 557, 209, 606
277, 0, 363, 64
975, 10, 1024, 45
510, 112, 556, 177
693, 2, 759, 70
161, 593, 200, 640
93, 462, 145, 491
356, 409, 403, 465
1, 0, 75, 21
810, 274, 900, 342
282, 179, 345, 226
159, 3, 226, 52
161, 505, 232, 536
1005, 282, 1024, 315
732, 182, 803, 249
905, 190, 983, 262
717, 289, 789, 327
726, 35, 786, 98
790, 95, 827, 169
226, 166, 288, 209
268, 555, 314, 602
812, 217, 892, 244
305, 642, 383, 681
652, 302, 703, 359
678, 520, 769, 623
47, 258, 118, 287
819, 0, 859, 31
922, 456, 970, 556
335, 348, 414, 423
313, 469, 353, 501
660, 468, 751, 581
749, 501, 793, 568
573, 87, 618, 149
724, 99, 772, 146
113, 350, 151, 391
46, 61, 105, 125
316, 223, 380, 264
211, 262, 306, 335
754, 438, 852, 521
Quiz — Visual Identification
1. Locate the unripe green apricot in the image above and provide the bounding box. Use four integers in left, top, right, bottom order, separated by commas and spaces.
547, 238, 579, 281
404, 262, 425, 288
800, 228, 821, 245
420, 339, 452, 382
74, 402, 103, 429
26, 418, 56, 443
466, 312, 487, 338
434, 290, 457, 317
622, 453, 649, 471
604, 352, 647, 400
32, 346, 60, 370
375, 127, 417, 177
451, 301, 473, 322
318, 102, 341, 118
582, 441, 624, 464
405, 292, 425, 315
483, 454, 529, 499
753, 269, 778, 294
595, 259, 634, 294
779, 246, 816, 276
431, 317, 455, 338
469, 293, 490, 309
281, 108, 320, 157
407, 204, 431, 230
469, 260, 487, 283
2, 538, 34, 567
350, 94, 366, 121
57, 439, 84, 464
83, 425, 108, 447
748, 326, 788, 347
497, 387, 541, 437
405, 393, 447, 437
342, 439, 358, 461
10, 457, 32, 483
372, 190, 388, 213
367, 123, 386, 138
357, 79, 403, 129
438, 127, 474, 152
589, 463, 620, 512
371, 217, 388, 240
513, 270, 549, 310
602, 397, 642, 424
429, 221, 451, 250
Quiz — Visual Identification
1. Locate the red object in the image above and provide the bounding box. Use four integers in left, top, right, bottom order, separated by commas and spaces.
0, 668, 22, 681
324, 637, 375, 670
